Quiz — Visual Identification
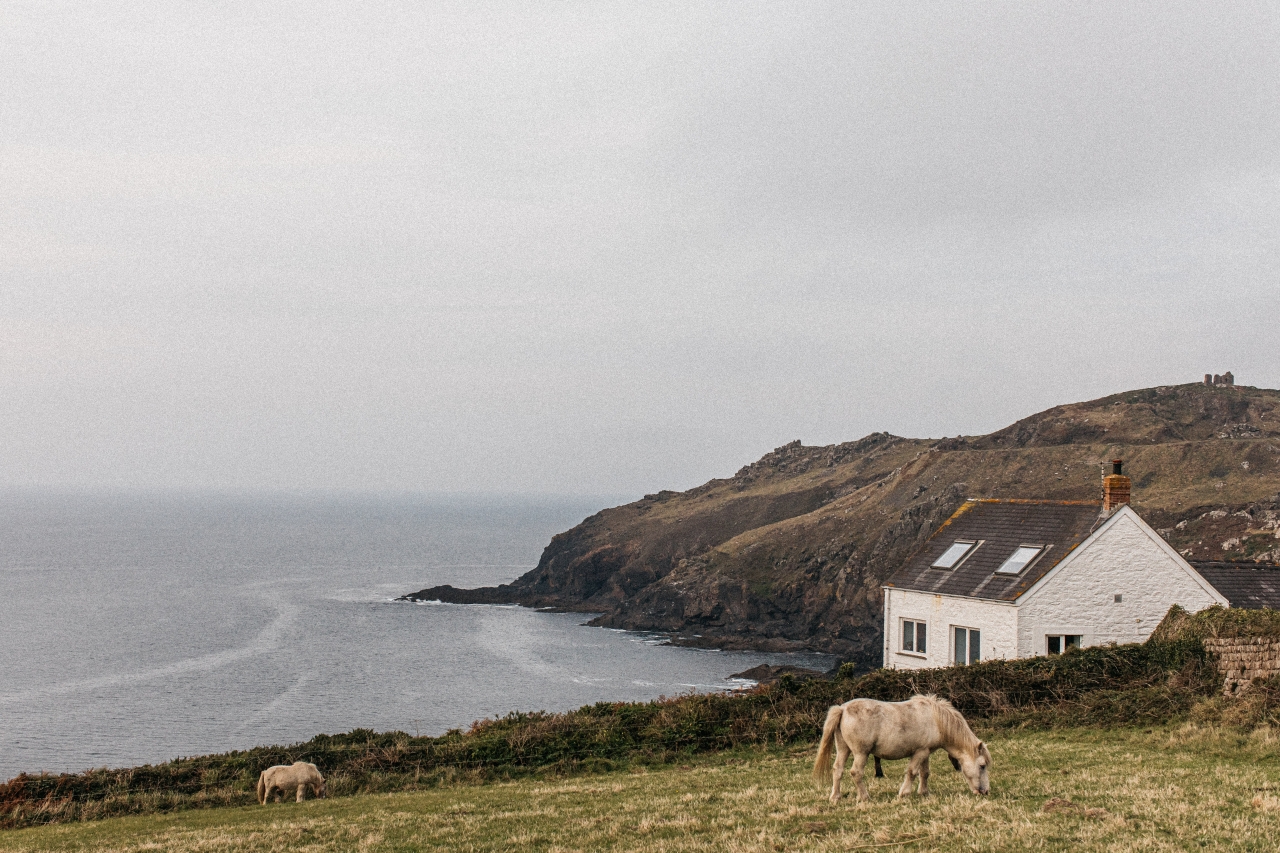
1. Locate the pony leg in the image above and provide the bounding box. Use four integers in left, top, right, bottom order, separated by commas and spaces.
916, 751, 931, 796
829, 740, 850, 804
850, 753, 870, 803
897, 764, 915, 798
296, 784, 306, 802
874, 756, 884, 778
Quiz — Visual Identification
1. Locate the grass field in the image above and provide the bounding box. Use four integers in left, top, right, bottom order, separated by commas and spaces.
2, 724, 1279, 852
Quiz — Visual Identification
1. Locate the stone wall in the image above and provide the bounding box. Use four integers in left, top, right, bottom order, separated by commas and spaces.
1204, 636, 1280, 695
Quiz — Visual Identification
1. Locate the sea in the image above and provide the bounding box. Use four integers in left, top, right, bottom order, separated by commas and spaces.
0, 493, 832, 781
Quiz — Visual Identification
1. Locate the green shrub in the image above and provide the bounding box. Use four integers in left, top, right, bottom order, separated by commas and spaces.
1149, 604, 1280, 642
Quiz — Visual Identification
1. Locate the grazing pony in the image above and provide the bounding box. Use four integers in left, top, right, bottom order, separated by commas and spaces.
813, 694, 990, 803
257, 761, 327, 804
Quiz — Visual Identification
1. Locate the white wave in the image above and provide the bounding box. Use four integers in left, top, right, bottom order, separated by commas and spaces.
0, 592, 298, 707
723, 678, 759, 690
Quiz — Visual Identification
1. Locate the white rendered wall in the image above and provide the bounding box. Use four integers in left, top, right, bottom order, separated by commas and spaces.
883, 587, 1018, 669
1016, 509, 1225, 656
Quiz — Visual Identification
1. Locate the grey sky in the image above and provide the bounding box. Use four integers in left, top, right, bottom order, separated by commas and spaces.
3, 2, 1278, 496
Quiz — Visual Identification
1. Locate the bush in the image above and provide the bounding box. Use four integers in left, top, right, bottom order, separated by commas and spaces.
1149, 604, 1280, 642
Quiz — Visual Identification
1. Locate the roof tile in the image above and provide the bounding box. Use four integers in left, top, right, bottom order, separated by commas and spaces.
883, 500, 1103, 601
1191, 562, 1280, 610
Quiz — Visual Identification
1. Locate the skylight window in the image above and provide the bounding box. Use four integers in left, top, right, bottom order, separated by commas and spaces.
996, 545, 1043, 575
931, 541, 976, 569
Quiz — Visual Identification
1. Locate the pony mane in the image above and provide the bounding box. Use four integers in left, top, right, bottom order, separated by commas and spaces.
921, 694, 979, 750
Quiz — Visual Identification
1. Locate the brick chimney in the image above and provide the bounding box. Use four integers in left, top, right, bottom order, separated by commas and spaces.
1102, 459, 1130, 514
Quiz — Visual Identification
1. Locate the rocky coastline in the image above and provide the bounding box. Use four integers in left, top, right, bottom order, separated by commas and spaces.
401, 383, 1280, 669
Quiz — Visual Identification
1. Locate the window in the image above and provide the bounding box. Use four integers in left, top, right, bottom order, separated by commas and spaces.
1046, 635, 1082, 655
995, 545, 1043, 575
953, 627, 981, 665
932, 540, 977, 569
901, 619, 927, 655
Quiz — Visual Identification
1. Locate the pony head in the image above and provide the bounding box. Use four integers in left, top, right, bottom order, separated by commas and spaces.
315, 780, 328, 799
954, 742, 991, 795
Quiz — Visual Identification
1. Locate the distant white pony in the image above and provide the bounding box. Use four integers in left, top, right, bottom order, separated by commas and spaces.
814, 694, 990, 803
257, 761, 327, 804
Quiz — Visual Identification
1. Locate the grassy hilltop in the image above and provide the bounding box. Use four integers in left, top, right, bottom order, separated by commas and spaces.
411, 382, 1280, 664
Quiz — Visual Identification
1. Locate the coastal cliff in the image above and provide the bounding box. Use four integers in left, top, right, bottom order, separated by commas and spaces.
403, 383, 1280, 666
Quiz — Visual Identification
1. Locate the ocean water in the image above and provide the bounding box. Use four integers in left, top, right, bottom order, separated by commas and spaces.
0, 493, 832, 781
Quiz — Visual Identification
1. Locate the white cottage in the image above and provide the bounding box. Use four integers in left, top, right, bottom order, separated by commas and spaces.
881, 462, 1232, 669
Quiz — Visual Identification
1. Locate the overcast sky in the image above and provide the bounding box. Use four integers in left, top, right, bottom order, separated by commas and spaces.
2, 2, 1278, 497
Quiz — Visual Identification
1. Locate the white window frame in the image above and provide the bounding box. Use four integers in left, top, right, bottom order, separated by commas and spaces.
994, 544, 1049, 575
1045, 633, 1084, 655
931, 539, 983, 570
898, 618, 928, 658
952, 625, 981, 665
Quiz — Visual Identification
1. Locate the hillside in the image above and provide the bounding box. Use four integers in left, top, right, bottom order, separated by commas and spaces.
405, 382, 1280, 666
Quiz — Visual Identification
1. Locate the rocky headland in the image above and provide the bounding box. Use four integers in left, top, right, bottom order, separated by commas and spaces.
402, 382, 1280, 668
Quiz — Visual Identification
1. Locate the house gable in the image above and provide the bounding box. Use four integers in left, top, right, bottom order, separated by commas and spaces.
1016, 506, 1227, 606
1015, 505, 1226, 654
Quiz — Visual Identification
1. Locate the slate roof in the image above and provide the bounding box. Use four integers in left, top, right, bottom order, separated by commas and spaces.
1191, 562, 1280, 610
884, 500, 1103, 602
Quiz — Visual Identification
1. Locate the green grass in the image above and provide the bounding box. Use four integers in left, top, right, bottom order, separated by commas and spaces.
4, 725, 1280, 852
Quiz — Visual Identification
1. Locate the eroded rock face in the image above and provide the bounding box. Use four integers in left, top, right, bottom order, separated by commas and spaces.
402, 383, 1280, 667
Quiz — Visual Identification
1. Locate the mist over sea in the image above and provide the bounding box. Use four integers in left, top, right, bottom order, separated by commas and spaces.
0, 493, 831, 781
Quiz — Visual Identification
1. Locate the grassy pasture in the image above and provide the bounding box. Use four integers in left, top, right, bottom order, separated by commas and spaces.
3, 725, 1279, 852
1, 640, 1220, 830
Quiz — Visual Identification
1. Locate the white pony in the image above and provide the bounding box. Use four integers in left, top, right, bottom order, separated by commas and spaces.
256, 761, 327, 804
814, 694, 990, 803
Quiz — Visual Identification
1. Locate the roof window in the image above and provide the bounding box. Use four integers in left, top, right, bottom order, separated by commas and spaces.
995, 545, 1043, 575
931, 541, 977, 569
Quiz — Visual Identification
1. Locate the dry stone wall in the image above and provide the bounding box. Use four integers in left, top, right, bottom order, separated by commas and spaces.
1204, 637, 1280, 695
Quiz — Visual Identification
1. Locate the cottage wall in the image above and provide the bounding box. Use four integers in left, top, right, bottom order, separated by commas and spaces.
1016, 509, 1224, 656
883, 587, 1018, 669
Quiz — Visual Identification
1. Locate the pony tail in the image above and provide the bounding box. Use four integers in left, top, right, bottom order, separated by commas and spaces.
812, 705, 844, 783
